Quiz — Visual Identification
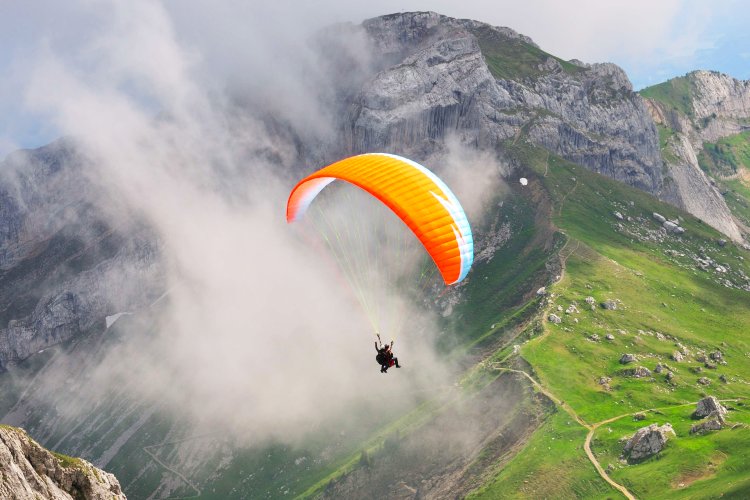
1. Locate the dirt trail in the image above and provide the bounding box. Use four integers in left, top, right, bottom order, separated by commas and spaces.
141, 436, 213, 499
583, 415, 636, 500
491, 365, 637, 498
492, 361, 745, 500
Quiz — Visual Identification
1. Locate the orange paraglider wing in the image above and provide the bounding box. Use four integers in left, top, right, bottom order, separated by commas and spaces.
286, 153, 473, 285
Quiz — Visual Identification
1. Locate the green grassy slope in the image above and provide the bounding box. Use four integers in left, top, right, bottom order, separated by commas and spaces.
471, 25, 584, 81
469, 411, 612, 499
698, 131, 750, 177
470, 142, 750, 499
640, 76, 697, 119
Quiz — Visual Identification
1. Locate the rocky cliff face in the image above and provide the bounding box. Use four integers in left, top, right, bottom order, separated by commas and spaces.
0, 425, 125, 499
346, 12, 662, 194
643, 70, 750, 241
0, 140, 165, 369
334, 12, 742, 241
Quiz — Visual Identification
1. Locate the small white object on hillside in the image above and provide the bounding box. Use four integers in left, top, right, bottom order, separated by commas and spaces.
106, 312, 133, 329
519, 177, 528, 186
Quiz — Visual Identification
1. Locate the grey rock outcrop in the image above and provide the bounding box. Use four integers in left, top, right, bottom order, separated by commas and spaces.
0, 140, 165, 369
690, 411, 726, 434
620, 353, 637, 364
601, 299, 618, 310
623, 366, 652, 378
690, 71, 750, 136
0, 425, 125, 499
622, 423, 675, 462
351, 12, 662, 193
692, 396, 727, 419
548, 313, 562, 324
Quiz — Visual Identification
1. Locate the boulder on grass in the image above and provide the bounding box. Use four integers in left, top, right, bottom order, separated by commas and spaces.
622, 423, 675, 462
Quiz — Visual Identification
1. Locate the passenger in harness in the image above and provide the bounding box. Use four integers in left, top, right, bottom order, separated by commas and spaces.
375, 333, 401, 373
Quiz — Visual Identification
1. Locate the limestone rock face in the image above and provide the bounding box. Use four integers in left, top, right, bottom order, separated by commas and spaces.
349, 13, 744, 241
622, 423, 675, 462
659, 134, 742, 240
350, 12, 662, 195
0, 425, 125, 499
690, 71, 750, 125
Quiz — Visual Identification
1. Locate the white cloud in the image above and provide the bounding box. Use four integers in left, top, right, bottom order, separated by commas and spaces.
18, 0, 453, 440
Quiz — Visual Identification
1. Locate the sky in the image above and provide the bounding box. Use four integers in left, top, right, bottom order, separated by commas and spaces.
1, 0, 749, 156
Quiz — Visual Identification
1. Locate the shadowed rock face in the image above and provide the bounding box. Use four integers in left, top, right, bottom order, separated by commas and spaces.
0, 425, 125, 499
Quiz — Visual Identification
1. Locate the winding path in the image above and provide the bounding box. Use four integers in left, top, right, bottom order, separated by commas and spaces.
142, 437, 207, 499
583, 415, 636, 500
491, 361, 744, 500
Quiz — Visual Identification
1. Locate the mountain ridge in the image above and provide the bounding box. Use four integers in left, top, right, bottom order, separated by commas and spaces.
344, 12, 745, 242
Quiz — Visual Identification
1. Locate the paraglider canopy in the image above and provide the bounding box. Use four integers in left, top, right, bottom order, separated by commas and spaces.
287, 153, 473, 285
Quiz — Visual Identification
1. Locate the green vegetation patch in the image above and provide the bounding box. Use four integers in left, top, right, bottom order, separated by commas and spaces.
658, 124, 680, 164
697, 130, 750, 227
442, 191, 556, 350
471, 26, 584, 81
52, 451, 85, 470
640, 75, 697, 118
722, 176, 750, 228
698, 131, 750, 177
467, 411, 611, 499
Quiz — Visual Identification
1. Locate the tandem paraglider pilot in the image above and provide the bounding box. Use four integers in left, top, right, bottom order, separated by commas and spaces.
375, 333, 401, 373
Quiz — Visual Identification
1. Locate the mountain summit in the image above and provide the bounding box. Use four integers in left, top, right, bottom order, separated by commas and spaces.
340, 12, 744, 241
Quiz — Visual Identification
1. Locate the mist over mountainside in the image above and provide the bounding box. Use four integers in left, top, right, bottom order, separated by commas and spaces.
1, 8, 749, 499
